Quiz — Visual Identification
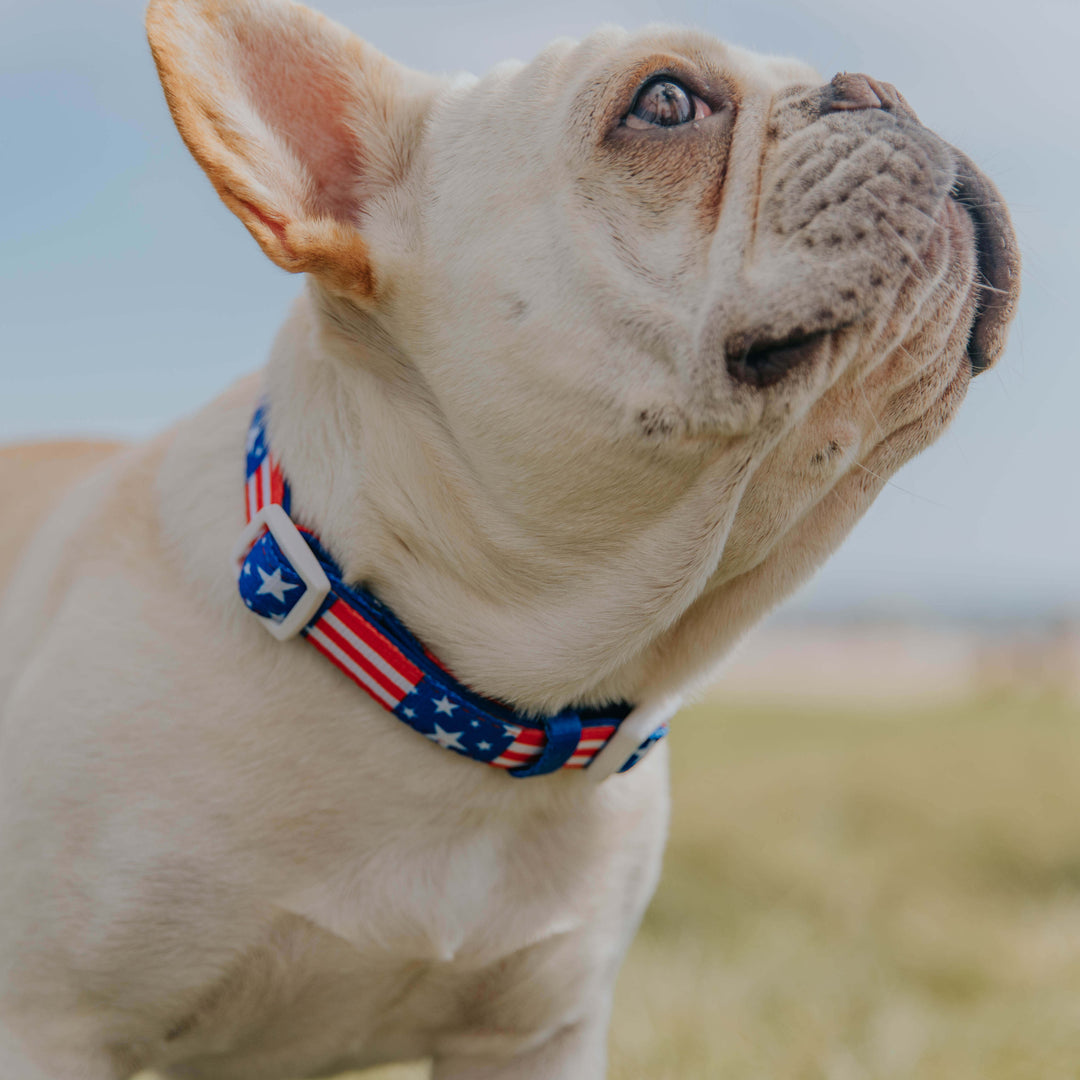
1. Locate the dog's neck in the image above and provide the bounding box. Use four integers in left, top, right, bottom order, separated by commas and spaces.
261, 282, 766, 714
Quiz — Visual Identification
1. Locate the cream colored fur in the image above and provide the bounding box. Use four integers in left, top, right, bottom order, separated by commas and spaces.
0, 1, 1018, 1077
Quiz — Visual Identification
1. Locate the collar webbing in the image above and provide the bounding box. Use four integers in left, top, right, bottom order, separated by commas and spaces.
234, 402, 671, 779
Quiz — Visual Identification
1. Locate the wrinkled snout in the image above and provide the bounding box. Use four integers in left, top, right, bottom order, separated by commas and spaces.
723, 71, 1020, 393
819, 72, 1020, 374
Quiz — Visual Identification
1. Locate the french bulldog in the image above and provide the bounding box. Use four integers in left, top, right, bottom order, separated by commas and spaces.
0, 0, 1018, 1076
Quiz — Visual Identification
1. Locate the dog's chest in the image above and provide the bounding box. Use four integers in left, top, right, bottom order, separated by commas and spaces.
285, 810, 595, 965
158, 795, 662, 1077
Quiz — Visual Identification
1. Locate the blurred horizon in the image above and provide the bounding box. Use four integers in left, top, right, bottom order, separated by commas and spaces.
2, 0, 1077, 618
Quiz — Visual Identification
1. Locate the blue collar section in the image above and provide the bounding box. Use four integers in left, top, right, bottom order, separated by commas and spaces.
234, 402, 671, 780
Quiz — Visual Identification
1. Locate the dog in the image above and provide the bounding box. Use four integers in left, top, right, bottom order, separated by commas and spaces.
0, 0, 1019, 1076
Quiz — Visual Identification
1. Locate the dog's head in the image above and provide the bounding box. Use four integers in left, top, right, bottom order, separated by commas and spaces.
148, 0, 1019, 709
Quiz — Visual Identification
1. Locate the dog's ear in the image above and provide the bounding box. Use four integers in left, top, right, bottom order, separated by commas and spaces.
146, 0, 436, 298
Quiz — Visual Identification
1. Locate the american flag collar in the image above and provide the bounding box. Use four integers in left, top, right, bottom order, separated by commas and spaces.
233, 402, 675, 781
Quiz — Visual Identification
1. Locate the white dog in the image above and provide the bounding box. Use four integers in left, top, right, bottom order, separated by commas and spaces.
0, 1, 1019, 1076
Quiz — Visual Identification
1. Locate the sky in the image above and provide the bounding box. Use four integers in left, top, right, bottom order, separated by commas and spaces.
1, 0, 1077, 619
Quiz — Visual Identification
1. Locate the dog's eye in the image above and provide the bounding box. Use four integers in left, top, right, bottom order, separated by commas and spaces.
626, 78, 709, 129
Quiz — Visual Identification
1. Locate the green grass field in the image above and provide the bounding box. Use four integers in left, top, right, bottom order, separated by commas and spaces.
349, 694, 1080, 1079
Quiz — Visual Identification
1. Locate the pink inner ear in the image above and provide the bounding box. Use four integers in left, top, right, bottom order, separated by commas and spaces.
231, 19, 365, 224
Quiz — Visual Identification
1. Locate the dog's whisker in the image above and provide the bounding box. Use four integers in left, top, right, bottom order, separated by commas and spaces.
853, 461, 946, 507
858, 381, 886, 441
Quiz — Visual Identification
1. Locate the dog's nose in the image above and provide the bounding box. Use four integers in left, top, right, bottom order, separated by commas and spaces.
823, 73, 921, 124
824, 73, 882, 112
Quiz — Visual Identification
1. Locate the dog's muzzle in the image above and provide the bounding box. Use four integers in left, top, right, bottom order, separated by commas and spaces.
822, 72, 1020, 375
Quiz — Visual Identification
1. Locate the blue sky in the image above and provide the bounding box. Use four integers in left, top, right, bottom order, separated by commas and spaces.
1, 0, 1076, 616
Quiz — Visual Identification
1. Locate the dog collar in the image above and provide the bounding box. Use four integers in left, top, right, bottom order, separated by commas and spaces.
233, 402, 674, 780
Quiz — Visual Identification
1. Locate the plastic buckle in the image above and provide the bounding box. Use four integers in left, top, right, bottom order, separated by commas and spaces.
584, 694, 682, 783
232, 503, 332, 641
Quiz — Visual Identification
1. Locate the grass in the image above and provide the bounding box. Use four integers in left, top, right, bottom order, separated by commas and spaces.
347, 693, 1080, 1079
605, 694, 1080, 1080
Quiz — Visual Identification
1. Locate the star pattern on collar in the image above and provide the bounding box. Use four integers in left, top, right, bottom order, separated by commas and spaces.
256, 566, 299, 604
426, 723, 466, 752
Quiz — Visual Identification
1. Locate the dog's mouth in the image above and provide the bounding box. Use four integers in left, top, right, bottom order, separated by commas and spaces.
947, 151, 1021, 376
725, 328, 833, 388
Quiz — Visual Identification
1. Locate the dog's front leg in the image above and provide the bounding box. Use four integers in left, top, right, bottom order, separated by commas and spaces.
432, 1016, 609, 1080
